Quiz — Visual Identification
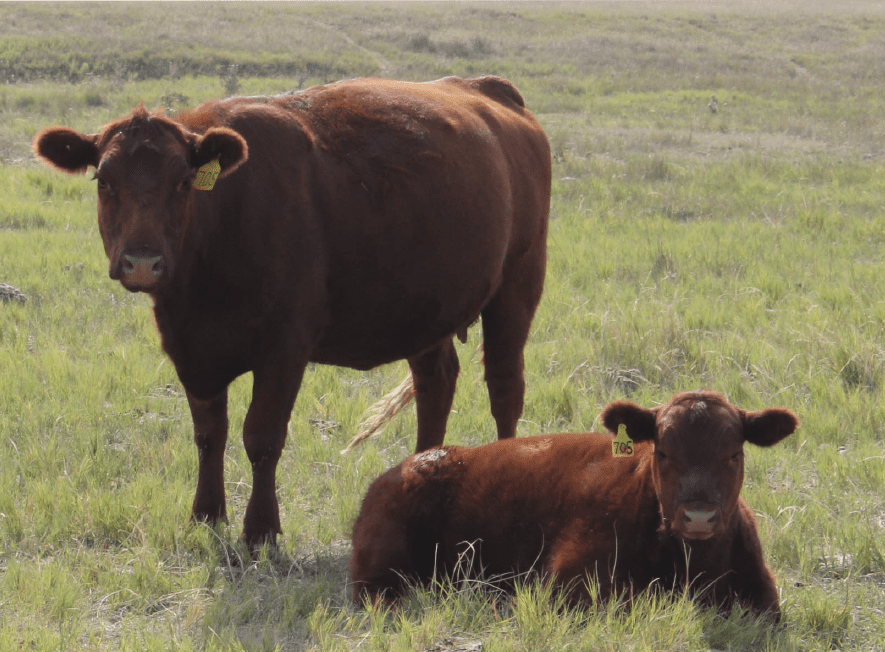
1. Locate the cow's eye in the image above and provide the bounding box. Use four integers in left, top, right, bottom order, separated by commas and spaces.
177, 178, 192, 192
656, 450, 668, 461
731, 452, 742, 462
93, 174, 109, 191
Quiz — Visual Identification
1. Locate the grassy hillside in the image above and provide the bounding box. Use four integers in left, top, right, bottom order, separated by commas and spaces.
1, 2, 884, 650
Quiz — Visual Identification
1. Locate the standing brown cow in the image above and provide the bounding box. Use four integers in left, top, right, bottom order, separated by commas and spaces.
32, 76, 551, 547
350, 391, 798, 620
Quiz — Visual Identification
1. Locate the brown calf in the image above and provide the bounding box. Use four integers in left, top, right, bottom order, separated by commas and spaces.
32, 76, 550, 547
350, 391, 798, 619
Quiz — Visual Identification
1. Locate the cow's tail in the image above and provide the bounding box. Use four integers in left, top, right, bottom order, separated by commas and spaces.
340, 372, 416, 454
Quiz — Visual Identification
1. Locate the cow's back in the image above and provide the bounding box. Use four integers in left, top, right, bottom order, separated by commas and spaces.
283, 77, 551, 367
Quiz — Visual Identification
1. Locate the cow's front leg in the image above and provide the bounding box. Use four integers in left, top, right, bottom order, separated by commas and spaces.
241, 359, 306, 548
187, 388, 229, 524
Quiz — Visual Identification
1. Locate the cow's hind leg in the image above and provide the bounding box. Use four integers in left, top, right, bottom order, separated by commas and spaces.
481, 250, 545, 440
187, 388, 229, 524
408, 338, 459, 452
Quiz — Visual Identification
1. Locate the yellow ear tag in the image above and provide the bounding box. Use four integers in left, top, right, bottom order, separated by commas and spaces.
193, 158, 221, 191
612, 423, 634, 458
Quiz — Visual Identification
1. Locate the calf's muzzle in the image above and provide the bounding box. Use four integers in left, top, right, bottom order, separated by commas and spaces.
675, 502, 720, 540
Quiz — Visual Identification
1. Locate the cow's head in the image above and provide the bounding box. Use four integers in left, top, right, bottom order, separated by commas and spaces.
32, 106, 248, 293
601, 391, 797, 541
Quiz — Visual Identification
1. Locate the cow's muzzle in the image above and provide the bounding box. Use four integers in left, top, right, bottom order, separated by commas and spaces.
674, 502, 720, 540
117, 252, 165, 291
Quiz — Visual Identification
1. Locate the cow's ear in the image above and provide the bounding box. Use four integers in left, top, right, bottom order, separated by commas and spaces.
742, 408, 798, 448
600, 401, 658, 442
191, 127, 248, 179
32, 127, 100, 174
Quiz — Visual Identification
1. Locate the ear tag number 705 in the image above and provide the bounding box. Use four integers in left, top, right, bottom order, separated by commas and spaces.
612, 423, 634, 458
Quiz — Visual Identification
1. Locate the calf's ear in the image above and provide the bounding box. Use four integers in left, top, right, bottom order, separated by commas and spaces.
191, 127, 249, 179
32, 127, 99, 174
600, 401, 658, 442
742, 408, 798, 447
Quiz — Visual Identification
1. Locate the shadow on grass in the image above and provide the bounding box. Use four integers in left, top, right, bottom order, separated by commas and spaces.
181, 523, 354, 650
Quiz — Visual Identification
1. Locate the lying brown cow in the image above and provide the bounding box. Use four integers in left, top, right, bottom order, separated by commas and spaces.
350, 391, 797, 619
32, 76, 551, 547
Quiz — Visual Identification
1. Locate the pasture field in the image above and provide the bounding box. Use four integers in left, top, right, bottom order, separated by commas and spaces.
1, 1, 884, 650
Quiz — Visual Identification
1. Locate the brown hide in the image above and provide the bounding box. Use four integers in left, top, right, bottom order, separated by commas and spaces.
32, 76, 551, 547
350, 391, 798, 619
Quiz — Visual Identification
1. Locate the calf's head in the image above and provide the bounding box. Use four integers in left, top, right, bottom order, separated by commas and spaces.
32, 106, 248, 293
601, 391, 797, 541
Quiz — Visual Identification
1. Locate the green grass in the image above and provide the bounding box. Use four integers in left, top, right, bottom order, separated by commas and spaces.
2, 1, 885, 650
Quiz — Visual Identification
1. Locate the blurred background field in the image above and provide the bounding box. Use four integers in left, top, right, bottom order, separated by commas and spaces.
1, 2, 884, 650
